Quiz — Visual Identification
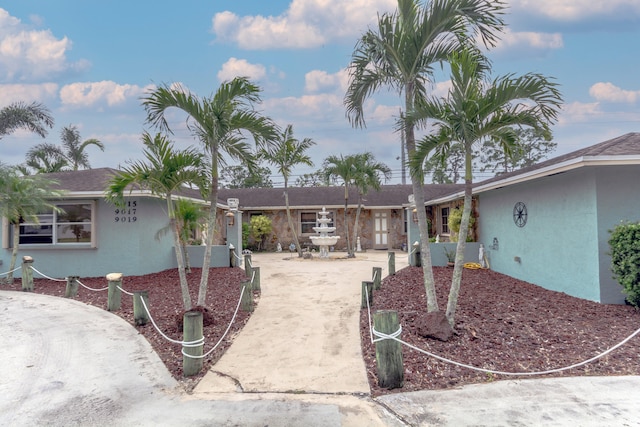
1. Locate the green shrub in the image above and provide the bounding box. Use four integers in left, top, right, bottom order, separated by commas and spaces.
242, 222, 250, 248
609, 221, 640, 307
447, 207, 475, 242
250, 215, 273, 251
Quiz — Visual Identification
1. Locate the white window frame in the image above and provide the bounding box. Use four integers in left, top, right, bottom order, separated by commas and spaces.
4, 200, 97, 249
299, 210, 335, 235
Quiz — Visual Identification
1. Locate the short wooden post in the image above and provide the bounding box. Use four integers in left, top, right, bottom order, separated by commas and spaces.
106, 272, 123, 312
372, 267, 382, 290
64, 275, 79, 298
412, 250, 421, 267
361, 280, 373, 309
183, 311, 203, 377
388, 252, 396, 275
373, 310, 404, 389
244, 254, 252, 277
241, 280, 253, 312
251, 266, 261, 291
133, 290, 150, 326
21, 256, 34, 292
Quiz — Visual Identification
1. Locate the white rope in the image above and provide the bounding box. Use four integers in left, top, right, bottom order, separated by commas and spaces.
116, 285, 134, 296
251, 269, 256, 285
77, 279, 108, 292
232, 250, 243, 261
365, 286, 374, 344
408, 248, 417, 256
30, 267, 66, 282
182, 285, 247, 359
246, 257, 253, 269
0, 266, 21, 277
372, 268, 380, 283
365, 291, 640, 376
140, 297, 203, 347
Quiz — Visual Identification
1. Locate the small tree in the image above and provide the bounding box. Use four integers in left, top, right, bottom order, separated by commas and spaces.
250, 215, 273, 251
609, 222, 640, 307
447, 207, 475, 242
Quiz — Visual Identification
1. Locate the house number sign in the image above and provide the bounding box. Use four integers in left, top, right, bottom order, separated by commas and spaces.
114, 200, 138, 223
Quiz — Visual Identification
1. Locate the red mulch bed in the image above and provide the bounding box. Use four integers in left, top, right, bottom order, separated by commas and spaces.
360, 266, 640, 396
3, 267, 254, 391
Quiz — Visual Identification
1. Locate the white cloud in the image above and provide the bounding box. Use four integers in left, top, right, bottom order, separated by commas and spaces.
59, 81, 152, 109
512, 0, 640, 22
304, 69, 349, 93
589, 82, 640, 104
0, 8, 89, 82
217, 57, 267, 82
558, 101, 602, 124
0, 83, 58, 107
491, 28, 563, 56
212, 0, 396, 49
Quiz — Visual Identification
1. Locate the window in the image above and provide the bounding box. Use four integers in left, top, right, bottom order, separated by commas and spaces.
300, 211, 335, 234
16, 202, 94, 246
441, 207, 450, 234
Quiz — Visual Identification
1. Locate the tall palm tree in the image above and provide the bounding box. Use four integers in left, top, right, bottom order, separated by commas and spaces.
59, 125, 104, 170
324, 154, 357, 258
21, 125, 104, 174
0, 101, 54, 140
409, 47, 562, 325
0, 163, 64, 283
142, 77, 278, 306
350, 152, 392, 252
106, 132, 206, 311
261, 124, 315, 257
344, 0, 505, 312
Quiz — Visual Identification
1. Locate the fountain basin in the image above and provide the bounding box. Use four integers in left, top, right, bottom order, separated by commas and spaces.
309, 235, 340, 247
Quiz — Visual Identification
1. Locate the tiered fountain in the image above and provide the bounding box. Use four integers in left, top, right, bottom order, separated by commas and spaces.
309, 207, 340, 258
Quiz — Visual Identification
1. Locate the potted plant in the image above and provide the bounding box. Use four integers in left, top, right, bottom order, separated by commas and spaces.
443, 246, 456, 267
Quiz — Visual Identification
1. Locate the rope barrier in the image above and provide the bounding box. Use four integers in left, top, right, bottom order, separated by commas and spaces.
31, 267, 66, 282
246, 257, 253, 269
0, 266, 21, 277
372, 268, 380, 283
77, 279, 108, 292
117, 285, 134, 296
185, 285, 247, 359
232, 250, 243, 261
364, 287, 640, 377
140, 297, 204, 347
251, 269, 256, 285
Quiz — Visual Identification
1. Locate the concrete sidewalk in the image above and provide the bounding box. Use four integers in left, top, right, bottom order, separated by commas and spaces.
2, 251, 640, 426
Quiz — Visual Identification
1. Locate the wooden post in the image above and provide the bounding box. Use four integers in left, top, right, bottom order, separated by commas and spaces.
361, 280, 373, 309
64, 275, 79, 298
372, 267, 382, 290
251, 266, 261, 291
133, 290, 150, 326
241, 280, 253, 312
373, 310, 404, 389
183, 311, 203, 377
21, 256, 34, 292
244, 254, 252, 277
412, 250, 421, 267
106, 272, 123, 312
388, 252, 396, 275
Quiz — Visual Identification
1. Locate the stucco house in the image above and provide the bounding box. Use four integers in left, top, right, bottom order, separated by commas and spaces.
218, 184, 463, 252
1, 168, 240, 279
425, 132, 640, 304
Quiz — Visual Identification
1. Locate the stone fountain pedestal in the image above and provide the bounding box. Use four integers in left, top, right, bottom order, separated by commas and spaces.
309, 207, 340, 258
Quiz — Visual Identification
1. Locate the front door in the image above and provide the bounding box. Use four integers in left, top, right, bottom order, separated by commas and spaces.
374, 211, 389, 249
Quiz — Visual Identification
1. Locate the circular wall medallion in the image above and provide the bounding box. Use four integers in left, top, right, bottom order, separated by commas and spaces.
513, 202, 527, 227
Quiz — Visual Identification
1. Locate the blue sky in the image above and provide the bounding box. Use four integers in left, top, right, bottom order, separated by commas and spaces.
1, 0, 639, 185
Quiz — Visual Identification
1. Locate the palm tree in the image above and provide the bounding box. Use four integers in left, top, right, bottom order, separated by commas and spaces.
59, 125, 104, 170
0, 101, 54, 140
261, 124, 315, 257
0, 163, 64, 283
156, 198, 207, 274
409, 47, 562, 325
21, 125, 104, 174
142, 77, 278, 306
324, 154, 358, 258
106, 132, 206, 311
350, 152, 392, 252
344, 0, 505, 312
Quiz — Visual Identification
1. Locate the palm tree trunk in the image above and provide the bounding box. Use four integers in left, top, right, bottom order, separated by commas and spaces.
7, 223, 20, 283
284, 188, 302, 257
352, 193, 363, 255
197, 174, 218, 306
343, 187, 353, 258
183, 242, 191, 274
171, 216, 192, 310
405, 87, 438, 313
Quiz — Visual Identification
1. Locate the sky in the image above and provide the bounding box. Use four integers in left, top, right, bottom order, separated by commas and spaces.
1, 0, 639, 186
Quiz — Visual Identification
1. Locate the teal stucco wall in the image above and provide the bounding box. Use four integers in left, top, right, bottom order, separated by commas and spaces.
1, 196, 231, 280
477, 168, 602, 302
